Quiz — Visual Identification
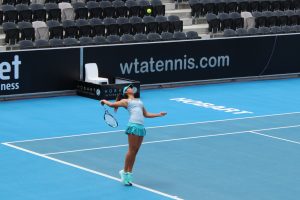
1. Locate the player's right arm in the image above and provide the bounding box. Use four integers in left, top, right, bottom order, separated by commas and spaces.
101, 99, 128, 108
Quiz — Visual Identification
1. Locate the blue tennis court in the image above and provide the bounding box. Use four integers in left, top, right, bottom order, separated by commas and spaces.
1, 78, 300, 200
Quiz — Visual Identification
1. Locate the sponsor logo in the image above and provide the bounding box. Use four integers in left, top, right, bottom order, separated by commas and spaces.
119, 55, 230, 75
170, 98, 253, 115
0, 55, 21, 92
96, 89, 101, 96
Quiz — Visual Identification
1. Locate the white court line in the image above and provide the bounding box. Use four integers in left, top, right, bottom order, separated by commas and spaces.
250, 131, 300, 145
4, 111, 300, 144
44, 124, 300, 156
44, 132, 243, 155
2, 142, 183, 200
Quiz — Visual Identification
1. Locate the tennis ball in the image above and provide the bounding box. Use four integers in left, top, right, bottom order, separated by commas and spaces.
146, 8, 152, 14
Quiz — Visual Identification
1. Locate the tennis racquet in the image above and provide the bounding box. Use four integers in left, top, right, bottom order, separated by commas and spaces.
101, 104, 118, 128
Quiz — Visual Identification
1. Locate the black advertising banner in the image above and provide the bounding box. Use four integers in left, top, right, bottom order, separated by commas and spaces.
76, 79, 140, 100
83, 34, 300, 84
0, 48, 80, 96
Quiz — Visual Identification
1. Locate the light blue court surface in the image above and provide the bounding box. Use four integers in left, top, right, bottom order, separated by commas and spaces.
1, 78, 300, 200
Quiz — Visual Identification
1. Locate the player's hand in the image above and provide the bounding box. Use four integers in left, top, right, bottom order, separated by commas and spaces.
100, 100, 107, 105
160, 112, 167, 116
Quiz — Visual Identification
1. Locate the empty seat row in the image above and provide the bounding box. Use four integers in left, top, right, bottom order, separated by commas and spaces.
252, 10, 300, 27
0, 0, 165, 24
2, 15, 183, 44
206, 12, 243, 32
46, 16, 182, 39
189, 0, 300, 17
18, 31, 200, 49
223, 25, 300, 36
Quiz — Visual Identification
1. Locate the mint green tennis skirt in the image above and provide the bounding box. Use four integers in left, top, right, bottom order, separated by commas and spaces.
125, 122, 146, 137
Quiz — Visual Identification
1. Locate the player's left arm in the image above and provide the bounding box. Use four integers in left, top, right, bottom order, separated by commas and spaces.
143, 107, 167, 118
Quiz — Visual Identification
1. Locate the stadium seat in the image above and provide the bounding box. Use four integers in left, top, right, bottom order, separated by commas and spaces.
89, 18, 105, 36
206, 13, 220, 33
143, 15, 158, 33
168, 15, 183, 33
16, 0, 30, 4
249, 0, 260, 12
93, 35, 107, 44
2, 0, 16, 5
32, 20, 49, 40
189, 0, 202, 18
100, 1, 115, 18
73, 2, 88, 20
274, 10, 288, 26
290, 25, 300, 32
229, 12, 243, 29
130, 16, 146, 34
87, 1, 102, 19
270, 0, 281, 11
117, 17, 132, 35
126, 0, 140, 17
30, 4, 47, 22
235, 27, 247, 35
138, 0, 152, 17
3, 22, 20, 44
160, 31, 173, 40
186, 30, 199, 39
103, 17, 119, 36
2, 5, 18, 23
214, 0, 226, 14
241, 11, 255, 29
133, 33, 148, 42
151, 0, 165, 16
47, 20, 63, 39
202, 0, 215, 15
18, 21, 35, 41
84, 63, 109, 85
19, 39, 34, 49
218, 12, 232, 31
62, 20, 78, 38
269, 25, 283, 34
16, 4, 32, 22
173, 31, 186, 40
237, 0, 249, 12
106, 34, 120, 43
281, 0, 292, 10
76, 19, 92, 37
281, 25, 292, 33
263, 11, 277, 27
252, 11, 267, 27
294, 0, 300, 10
59, 2, 75, 21
247, 27, 258, 35
225, 0, 238, 13
45, 3, 61, 21
63, 37, 78, 46
35, 39, 49, 48
285, 10, 299, 25
147, 32, 161, 41
223, 28, 236, 37
257, 26, 270, 35
113, 0, 128, 18
0, 10, 3, 25
79, 36, 95, 45
49, 38, 64, 47
259, 0, 271, 11
155, 15, 170, 33
120, 33, 135, 43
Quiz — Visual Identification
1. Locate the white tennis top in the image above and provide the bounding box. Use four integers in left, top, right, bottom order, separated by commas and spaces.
127, 99, 144, 125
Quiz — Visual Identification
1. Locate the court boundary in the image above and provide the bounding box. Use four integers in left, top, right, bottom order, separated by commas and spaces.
4, 111, 300, 144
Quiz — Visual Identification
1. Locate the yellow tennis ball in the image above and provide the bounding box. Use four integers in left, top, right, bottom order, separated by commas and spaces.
146, 8, 152, 14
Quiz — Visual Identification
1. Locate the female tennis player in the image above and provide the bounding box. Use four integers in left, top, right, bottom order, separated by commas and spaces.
100, 84, 167, 186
